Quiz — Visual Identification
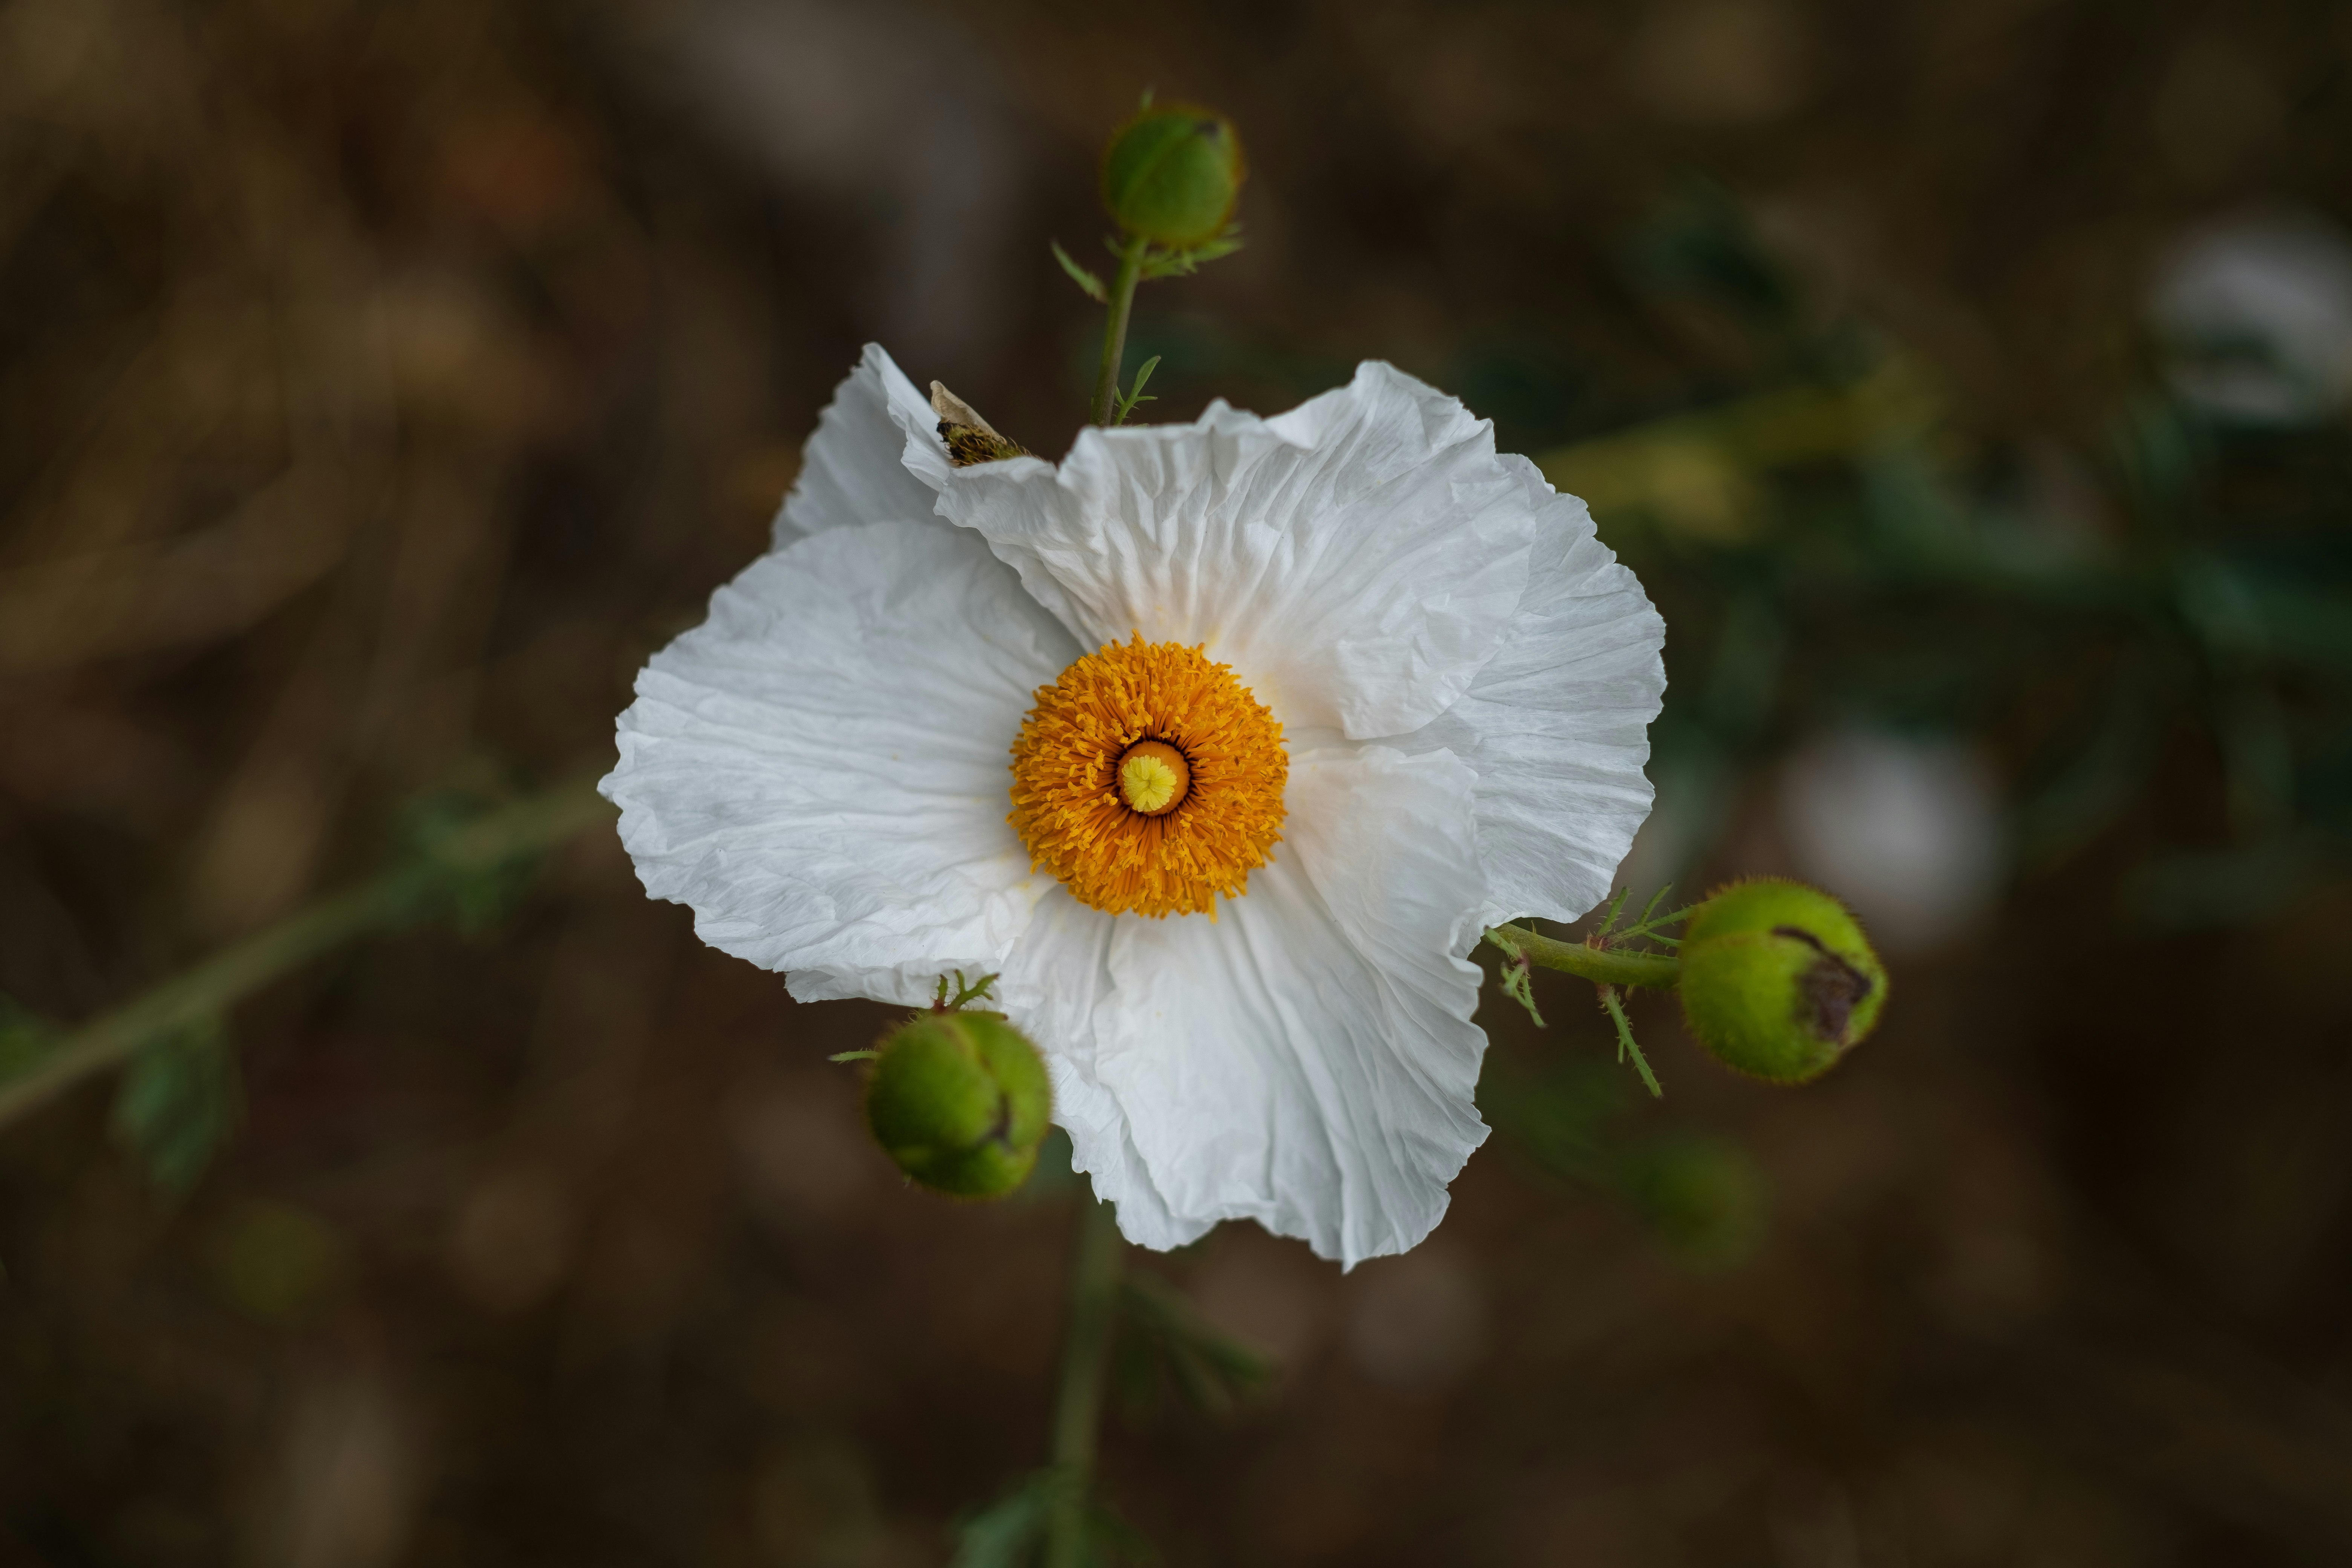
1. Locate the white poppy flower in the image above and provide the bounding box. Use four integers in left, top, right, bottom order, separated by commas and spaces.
602, 345, 1664, 1265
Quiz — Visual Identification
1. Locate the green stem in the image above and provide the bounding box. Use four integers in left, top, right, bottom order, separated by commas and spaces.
1599, 985, 1663, 1098
1087, 236, 1148, 426
1485, 923, 1681, 990
1044, 1192, 1125, 1568
0, 774, 613, 1131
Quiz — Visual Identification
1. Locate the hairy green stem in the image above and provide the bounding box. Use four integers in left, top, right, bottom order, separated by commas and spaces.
0, 775, 613, 1131
1485, 923, 1681, 990
1044, 1193, 1125, 1568
1599, 985, 1663, 1098
1087, 236, 1147, 426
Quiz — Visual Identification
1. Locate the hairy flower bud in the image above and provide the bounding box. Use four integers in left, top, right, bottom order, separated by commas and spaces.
1678, 878, 1886, 1084
1100, 104, 1246, 248
864, 1010, 1053, 1198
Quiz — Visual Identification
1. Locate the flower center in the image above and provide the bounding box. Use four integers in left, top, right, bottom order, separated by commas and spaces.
1009, 635, 1286, 918
1117, 740, 1189, 815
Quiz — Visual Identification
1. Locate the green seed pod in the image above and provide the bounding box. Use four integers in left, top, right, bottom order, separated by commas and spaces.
1678, 878, 1887, 1085
1100, 103, 1246, 248
864, 1010, 1053, 1198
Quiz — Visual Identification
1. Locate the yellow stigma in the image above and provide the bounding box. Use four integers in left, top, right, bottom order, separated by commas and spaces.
1009, 635, 1286, 918
1118, 740, 1189, 815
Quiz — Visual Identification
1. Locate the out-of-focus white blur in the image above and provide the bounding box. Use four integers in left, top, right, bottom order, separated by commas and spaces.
1778, 730, 2003, 955
2148, 205, 2352, 426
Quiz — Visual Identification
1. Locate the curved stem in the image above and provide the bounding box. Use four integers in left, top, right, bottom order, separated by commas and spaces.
1044, 1192, 1125, 1568
1486, 923, 1681, 990
1087, 236, 1148, 426
0, 774, 613, 1131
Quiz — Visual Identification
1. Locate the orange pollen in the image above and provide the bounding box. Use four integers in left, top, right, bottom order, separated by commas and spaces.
1009, 635, 1287, 918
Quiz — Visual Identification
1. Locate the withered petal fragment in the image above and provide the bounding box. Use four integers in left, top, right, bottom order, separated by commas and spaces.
931, 380, 1029, 467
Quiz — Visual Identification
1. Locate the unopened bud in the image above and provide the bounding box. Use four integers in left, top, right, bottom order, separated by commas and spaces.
865, 1010, 1053, 1198
1101, 104, 1245, 248
1678, 878, 1886, 1084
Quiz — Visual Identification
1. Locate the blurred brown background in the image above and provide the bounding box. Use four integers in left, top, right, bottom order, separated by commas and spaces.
5, 0, 2352, 1563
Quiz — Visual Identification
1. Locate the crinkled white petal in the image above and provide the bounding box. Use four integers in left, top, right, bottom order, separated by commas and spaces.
601, 520, 1077, 1004
1011, 745, 1489, 1267
991, 888, 1203, 1250
934, 362, 1541, 739
1381, 454, 1666, 927
770, 343, 951, 546
607, 342, 1668, 1265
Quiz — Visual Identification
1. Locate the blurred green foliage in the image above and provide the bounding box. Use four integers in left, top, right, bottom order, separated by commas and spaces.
1481, 1047, 1770, 1272
952, 1466, 1154, 1568
107, 1017, 238, 1198
1113, 1271, 1273, 1423
1548, 193, 2350, 926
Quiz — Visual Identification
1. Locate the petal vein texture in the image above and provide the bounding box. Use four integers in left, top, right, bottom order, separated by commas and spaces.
936, 361, 1545, 739
602, 520, 1078, 1005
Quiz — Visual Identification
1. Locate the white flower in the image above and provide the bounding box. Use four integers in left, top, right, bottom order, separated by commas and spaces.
2149, 205, 2352, 426
601, 345, 1664, 1265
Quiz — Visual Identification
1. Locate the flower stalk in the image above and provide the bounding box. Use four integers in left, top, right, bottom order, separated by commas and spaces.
1484, 922, 1681, 990
1088, 234, 1148, 427
1044, 1191, 1125, 1568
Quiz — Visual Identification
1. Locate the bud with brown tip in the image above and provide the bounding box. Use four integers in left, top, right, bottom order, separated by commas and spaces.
1677, 878, 1887, 1084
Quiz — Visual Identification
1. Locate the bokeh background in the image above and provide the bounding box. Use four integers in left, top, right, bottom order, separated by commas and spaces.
5, 0, 2352, 1563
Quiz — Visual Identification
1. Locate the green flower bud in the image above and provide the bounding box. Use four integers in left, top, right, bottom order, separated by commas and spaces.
1100, 104, 1246, 248
864, 1010, 1053, 1198
1678, 878, 1887, 1084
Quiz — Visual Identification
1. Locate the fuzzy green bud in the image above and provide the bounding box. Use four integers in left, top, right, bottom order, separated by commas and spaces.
1678, 878, 1887, 1085
864, 1010, 1053, 1198
1100, 103, 1245, 248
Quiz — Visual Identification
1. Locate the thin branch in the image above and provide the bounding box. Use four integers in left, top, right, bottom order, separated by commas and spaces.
0, 774, 612, 1132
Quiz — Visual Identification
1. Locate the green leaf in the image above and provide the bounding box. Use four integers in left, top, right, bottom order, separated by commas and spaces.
942, 970, 1001, 1011
1498, 960, 1545, 1027
1614, 888, 1695, 946
1594, 887, 1630, 938
949, 1470, 1153, 1567
1112, 356, 1161, 426
1051, 240, 1109, 303
1115, 1271, 1272, 1421
951, 1472, 1057, 1568
111, 1017, 241, 1196
1137, 226, 1245, 280
395, 766, 564, 936
1485, 929, 1545, 1028
1600, 987, 1663, 1099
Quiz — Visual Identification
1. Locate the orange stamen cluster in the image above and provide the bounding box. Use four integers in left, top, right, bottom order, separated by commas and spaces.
1009, 635, 1287, 918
